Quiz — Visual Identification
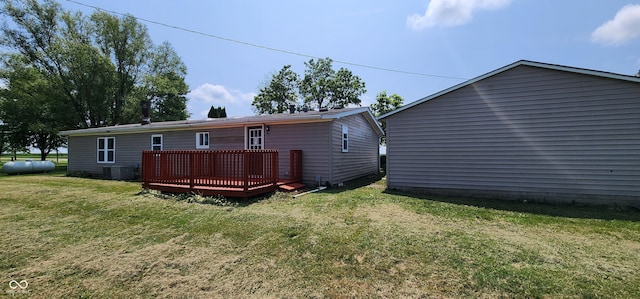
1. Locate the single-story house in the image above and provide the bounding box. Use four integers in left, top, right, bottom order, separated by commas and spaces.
379, 60, 640, 206
60, 107, 383, 187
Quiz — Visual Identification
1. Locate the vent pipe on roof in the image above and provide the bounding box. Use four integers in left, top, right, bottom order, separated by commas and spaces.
141, 101, 151, 125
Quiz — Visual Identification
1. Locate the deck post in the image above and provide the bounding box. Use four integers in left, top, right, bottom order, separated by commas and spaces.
243, 150, 249, 192
272, 151, 278, 186
189, 151, 195, 191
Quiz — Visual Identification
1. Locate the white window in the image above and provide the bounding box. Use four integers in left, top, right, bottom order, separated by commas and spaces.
151, 134, 163, 151
97, 137, 115, 163
342, 125, 349, 152
196, 132, 209, 149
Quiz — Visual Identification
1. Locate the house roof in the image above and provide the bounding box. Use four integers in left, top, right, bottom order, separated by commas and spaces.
378, 60, 640, 120
60, 106, 384, 137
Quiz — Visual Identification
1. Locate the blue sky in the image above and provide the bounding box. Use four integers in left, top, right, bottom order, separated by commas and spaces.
61, 0, 640, 119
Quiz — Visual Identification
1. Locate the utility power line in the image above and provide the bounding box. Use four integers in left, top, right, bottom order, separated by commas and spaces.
65, 0, 467, 80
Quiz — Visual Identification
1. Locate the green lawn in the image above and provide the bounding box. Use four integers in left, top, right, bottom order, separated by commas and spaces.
1, 174, 639, 298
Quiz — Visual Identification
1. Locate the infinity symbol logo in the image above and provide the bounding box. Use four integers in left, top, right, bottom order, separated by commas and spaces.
9, 280, 28, 289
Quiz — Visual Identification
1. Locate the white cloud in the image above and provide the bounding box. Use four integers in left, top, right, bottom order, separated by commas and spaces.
187, 83, 256, 119
591, 4, 640, 46
407, 0, 511, 30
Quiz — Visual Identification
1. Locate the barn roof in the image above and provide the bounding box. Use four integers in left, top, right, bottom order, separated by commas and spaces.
379, 60, 640, 120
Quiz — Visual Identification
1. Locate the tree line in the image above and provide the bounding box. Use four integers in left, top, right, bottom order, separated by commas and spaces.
0, 0, 189, 160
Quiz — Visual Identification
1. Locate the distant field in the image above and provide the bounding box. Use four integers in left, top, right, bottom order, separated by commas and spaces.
0, 152, 67, 159
1, 174, 639, 298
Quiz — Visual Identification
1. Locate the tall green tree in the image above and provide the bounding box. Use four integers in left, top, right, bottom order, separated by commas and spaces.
1, 0, 87, 126
91, 11, 152, 125
142, 42, 189, 122
330, 67, 366, 108
252, 65, 299, 114
119, 42, 189, 123
0, 55, 67, 160
299, 58, 334, 110
0, 0, 189, 129
371, 90, 404, 144
299, 57, 366, 110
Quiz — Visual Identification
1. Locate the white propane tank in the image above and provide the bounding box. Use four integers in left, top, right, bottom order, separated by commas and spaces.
1, 160, 56, 174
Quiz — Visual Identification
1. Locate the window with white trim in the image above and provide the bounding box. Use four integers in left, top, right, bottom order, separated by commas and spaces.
151, 134, 163, 151
97, 137, 115, 163
341, 125, 349, 152
196, 132, 209, 149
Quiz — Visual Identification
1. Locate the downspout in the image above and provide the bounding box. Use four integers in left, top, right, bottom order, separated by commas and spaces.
327, 121, 333, 187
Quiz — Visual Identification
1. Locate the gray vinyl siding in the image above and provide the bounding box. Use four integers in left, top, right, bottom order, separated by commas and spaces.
67, 129, 246, 176
210, 127, 244, 150
330, 114, 380, 184
68, 133, 151, 175
386, 65, 640, 205
265, 121, 331, 185
67, 135, 102, 174
66, 110, 382, 186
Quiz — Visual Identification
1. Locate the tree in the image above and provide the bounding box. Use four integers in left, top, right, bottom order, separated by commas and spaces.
299, 58, 334, 110
0, 0, 189, 129
330, 67, 366, 108
0, 55, 67, 160
254, 58, 367, 114
371, 90, 403, 144
91, 11, 152, 125
1, 0, 87, 126
138, 42, 189, 122
252, 65, 299, 114
299, 57, 366, 110
0, 122, 6, 155
207, 106, 227, 118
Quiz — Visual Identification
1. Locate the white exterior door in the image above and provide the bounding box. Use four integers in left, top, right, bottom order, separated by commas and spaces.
247, 126, 263, 149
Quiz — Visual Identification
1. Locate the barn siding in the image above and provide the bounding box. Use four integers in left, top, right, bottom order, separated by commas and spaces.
330, 114, 380, 184
386, 65, 640, 205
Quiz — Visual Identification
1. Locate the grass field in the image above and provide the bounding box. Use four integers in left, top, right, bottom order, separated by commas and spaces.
0, 152, 67, 168
1, 173, 639, 298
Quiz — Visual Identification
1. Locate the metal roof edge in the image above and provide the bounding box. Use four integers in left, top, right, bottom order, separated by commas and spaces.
60, 107, 385, 137
322, 107, 384, 137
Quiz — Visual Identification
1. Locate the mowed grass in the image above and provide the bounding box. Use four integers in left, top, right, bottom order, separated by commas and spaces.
1, 174, 639, 298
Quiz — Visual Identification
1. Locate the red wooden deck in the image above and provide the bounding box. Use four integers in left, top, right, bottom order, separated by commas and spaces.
142, 149, 302, 198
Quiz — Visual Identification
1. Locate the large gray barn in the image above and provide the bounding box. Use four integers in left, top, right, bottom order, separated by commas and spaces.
379, 60, 640, 206
61, 107, 383, 187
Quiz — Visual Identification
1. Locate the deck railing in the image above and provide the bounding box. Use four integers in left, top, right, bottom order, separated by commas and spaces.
142, 150, 279, 192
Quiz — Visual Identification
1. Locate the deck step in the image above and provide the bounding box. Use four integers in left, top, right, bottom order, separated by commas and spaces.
278, 182, 306, 192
